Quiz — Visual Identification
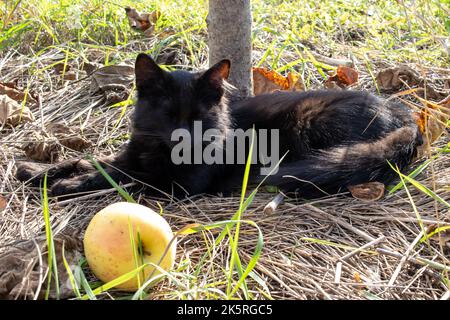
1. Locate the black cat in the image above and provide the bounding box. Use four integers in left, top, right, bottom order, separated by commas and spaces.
16, 53, 422, 199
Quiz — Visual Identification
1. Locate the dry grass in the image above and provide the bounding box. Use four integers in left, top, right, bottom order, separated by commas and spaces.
1, 37, 449, 300
1, 0, 449, 300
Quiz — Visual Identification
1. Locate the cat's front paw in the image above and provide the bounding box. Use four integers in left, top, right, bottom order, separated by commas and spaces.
15, 162, 47, 185
50, 179, 83, 197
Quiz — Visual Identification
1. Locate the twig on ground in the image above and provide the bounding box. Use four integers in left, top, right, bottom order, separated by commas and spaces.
263, 193, 284, 214
377, 248, 450, 273
339, 235, 386, 261
334, 261, 342, 284
387, 230, 425, 286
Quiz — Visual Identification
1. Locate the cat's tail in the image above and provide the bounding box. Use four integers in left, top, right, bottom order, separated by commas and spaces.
264, 126, 422, 197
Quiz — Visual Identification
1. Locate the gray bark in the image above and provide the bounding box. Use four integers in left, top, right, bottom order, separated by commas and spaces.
207, 0, 253, 99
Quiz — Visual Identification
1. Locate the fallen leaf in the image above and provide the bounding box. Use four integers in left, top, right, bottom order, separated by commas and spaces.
47, 123, 91, 151
90, 64, 134, 105
0, 196, 6, 211
348, 182, 385, 201
0, 94, 35, 127
91, 65, 134, 92
286, 72, 305, 91
415, 106, 446, 140
377, 65, 420, 91
337, 65, 359, 85
23, 134, 61, 163
0, 232, 83, 299
63, 71, 77, 81
414, 99, 450, 158
81, 61, 103, 75
376, 66, 448, 101
0, 83, 37, 105
54, 63, 71, 74
325, 65, 358, 88
125, 7, 160, 37
22, 124, 91, 162
253, 67, 305, 95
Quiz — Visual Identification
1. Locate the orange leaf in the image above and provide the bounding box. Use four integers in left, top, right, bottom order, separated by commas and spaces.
325, 65, 359, 88
125, 7, 160, 34
253, 67, 304, 95
287, 72, 305, 91
337, 65, 359, 85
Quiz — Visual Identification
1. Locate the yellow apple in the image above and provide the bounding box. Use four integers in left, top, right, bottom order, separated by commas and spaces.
83, 202, 176, 291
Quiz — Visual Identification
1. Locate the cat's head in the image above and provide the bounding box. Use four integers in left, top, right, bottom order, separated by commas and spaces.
132, 53, 231, 146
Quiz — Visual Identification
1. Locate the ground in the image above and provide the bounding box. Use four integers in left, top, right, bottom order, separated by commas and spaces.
0, 0, 449, 300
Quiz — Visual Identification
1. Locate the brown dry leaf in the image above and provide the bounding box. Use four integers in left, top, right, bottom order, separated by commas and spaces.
0, 233, 83, 299
253, 67, 305, 95
63, 71, 77, 81
125, 7, 160, 37
376, 66, 448, 101
0, 94, 35, 127
47, 123, 92, 151
54, 63, 71, 74
91, 65, 134, 92
348, 182, 385, 201
415, 106, 447, 141
0, 83, 37, 105
23, 134, 61, 163
23, 124, 91, 162
414, 100, 450, 158
286, 72, 305, 91
377, 65, 421, 91
0, 196, 6, 211
325, 65, 358, 88
90, 64, 134, 105
81, 61, 103, 75
337, 65, 359, 85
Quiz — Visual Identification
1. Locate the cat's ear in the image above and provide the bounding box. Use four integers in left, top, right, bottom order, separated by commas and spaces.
198, 59, 231, 89
135, 53, 165, 87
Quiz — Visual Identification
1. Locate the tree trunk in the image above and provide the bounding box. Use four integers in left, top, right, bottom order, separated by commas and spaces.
207, 0, 253, 99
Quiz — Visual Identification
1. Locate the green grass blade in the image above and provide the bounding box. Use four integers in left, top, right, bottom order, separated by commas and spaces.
226, 127, 256, 298
230, 220, 264, 297
88, 156, 135, 203
420, 225, 450, 243
128, 217, 142, 294
77, 268, 97, 300
389, 144, 449, 193
42, 173, 60, 300
61, 242, 81, 299
81, 264, 150, 300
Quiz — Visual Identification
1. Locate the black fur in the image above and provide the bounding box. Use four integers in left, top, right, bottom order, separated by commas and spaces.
16, 54, 422, 199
